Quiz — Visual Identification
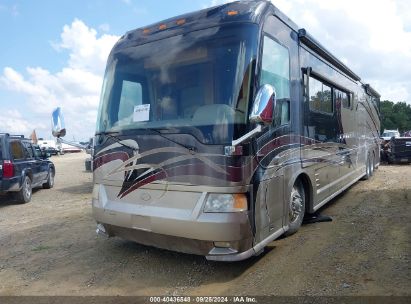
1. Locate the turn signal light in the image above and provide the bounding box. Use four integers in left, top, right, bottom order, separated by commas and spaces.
227, 10, 239, 16
233, 194, 247, 210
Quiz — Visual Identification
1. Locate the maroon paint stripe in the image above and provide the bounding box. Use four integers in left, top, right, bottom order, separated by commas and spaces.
115, 135, 321, 198
93, 152, 129, 170
119, 170, 167, 198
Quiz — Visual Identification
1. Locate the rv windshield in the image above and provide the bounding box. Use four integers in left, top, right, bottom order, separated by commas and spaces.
97, 24, 258, 144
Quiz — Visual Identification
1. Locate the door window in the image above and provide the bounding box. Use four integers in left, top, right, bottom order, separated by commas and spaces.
260, 36, 290, 99
260, 36, 290, 127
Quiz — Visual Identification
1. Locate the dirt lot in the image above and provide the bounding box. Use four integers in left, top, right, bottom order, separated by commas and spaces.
0, 153, 410, 296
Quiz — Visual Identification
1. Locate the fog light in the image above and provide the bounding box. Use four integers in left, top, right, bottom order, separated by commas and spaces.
214, 241, 232, 248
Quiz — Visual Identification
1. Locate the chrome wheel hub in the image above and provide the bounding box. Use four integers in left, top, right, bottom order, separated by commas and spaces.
24, 179, 31, 199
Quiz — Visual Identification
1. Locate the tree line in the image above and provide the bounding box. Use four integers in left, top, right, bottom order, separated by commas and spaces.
380, 100, 411, 134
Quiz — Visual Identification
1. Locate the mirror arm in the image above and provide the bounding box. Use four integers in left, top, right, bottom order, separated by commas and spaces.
56, 138, 88, 150
225, 125, 263, 156
232, 124, 262, 146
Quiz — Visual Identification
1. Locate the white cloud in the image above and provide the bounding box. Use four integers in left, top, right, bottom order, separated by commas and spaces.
59, 19, 118, 74
0, 19, 119, 140
204, 0, 411, 103
99, 23, 110, 32
0, 109, 44, 135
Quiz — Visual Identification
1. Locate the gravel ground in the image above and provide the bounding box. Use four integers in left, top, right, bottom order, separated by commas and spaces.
0, 153, 410, 296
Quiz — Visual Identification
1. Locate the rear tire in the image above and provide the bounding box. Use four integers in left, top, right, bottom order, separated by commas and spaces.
16, 175, 32, 204
43, 169, 54, 189
361, 154, 372, 180
284, 180, 305, 236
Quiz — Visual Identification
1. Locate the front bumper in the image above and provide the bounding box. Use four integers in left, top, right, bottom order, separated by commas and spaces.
92, 184, 254, 260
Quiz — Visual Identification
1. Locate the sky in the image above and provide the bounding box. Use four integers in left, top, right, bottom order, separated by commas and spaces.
0, 0, 410, 141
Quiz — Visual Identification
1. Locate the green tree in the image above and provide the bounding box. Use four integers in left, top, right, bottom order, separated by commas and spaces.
380, 100, 411, 134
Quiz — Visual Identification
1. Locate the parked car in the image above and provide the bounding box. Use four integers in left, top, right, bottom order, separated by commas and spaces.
380, 129, 400, 141
0, 134, 55, 203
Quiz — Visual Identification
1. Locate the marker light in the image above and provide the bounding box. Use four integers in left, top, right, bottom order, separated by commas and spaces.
227, 10, 239, 16
159, 24, 167, 30
143, 29, 150, 35
176, 19, 186, 25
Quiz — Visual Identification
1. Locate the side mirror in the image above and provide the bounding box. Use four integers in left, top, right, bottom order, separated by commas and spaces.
41, 151, 50, 159
52, 107, 66, 138
249, 84, 276, 125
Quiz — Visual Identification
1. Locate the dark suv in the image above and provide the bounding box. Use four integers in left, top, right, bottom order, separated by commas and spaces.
0, 134, 55, 203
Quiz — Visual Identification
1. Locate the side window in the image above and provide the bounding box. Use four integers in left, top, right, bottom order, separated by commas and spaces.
10, 141, 25, 160
22, 142, 34, 159
117, 80, 143, 125
309, 78, 333, 114
33, 146, 41, 158
335, 89, 350, 109
260, 36, 290, 126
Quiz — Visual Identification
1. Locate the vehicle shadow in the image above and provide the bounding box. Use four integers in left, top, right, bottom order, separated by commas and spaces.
57, 181, 93, 194
115, 238, 266, 279
0, 189, 41, 208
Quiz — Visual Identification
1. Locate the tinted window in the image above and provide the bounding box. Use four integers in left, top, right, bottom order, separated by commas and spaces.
260, 36, 290, 99
335, 89, 350, 109
22, 142, 34, 159
309, 78, 333, 114
10, 141, 25, 160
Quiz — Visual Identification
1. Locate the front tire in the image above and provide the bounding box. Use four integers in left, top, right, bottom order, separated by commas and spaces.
284, 180, 305, 236
16, 175, 32, 204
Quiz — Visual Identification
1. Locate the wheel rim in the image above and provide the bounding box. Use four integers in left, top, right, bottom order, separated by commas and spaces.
24, 178, 31, 200
289, 186, 303, 223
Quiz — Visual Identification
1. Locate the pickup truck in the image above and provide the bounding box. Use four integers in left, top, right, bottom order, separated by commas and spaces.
386, 137, 411, 164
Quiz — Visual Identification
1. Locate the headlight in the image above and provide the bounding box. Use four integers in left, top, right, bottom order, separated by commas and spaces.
203, 193, 248, 213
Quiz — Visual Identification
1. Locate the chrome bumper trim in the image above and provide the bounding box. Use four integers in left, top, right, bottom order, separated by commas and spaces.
206, 227, 286, 262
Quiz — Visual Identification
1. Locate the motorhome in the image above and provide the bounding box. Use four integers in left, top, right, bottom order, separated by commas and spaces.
86, 1, 380, 261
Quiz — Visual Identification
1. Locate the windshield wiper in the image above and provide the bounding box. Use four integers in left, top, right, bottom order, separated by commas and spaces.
96, 131, 139, 152
97, 129, 197, 154
143, 128, 197, 154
